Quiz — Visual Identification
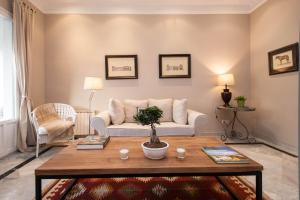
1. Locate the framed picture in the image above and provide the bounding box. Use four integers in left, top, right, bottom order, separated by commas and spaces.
268, 43, 299, 75
159, 54, 191, 78
105, 55, 138, 79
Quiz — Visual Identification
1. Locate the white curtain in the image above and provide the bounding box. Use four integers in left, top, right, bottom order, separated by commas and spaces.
0, 13, 16, 121
13, 0, 36, 152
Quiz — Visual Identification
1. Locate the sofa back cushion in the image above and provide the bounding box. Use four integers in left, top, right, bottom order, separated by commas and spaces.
173, 99, 188, 125
148, 98, 173, 122
124, 99, 148, 123
108, 98, 125, 125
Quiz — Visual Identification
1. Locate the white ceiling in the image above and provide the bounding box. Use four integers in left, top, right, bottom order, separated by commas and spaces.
29, 0, 268, 14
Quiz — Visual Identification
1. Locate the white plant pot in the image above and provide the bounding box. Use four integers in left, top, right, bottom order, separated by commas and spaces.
141, 141, 169, 160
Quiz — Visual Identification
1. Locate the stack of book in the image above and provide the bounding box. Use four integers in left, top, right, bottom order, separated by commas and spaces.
77, 136, 110, 150
202, 146, 249, 164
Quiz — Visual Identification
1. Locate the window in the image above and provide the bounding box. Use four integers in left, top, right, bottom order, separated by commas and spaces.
0, 11, 16, 120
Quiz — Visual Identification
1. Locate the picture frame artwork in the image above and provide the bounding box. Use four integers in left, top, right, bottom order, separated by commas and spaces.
105, 55, 138, 79
159, 54, 191, 78
268, 43, 299, 75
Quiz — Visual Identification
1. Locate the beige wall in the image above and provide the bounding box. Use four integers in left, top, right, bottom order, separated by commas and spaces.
30, 10, 46, 107
45, 14, 251, 134
0, 0, 12, 13
250, 0, 299, 153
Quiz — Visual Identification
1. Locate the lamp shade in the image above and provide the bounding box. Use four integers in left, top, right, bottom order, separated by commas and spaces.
84, 77, 103, 90
217, 74, 235, 86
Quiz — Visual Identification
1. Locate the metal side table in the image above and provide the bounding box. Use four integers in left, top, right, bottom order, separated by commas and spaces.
215, 106, 256, 143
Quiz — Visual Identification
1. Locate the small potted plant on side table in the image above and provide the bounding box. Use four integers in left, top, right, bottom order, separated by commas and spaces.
235, 96, 247, 107
134, 106, 169, 160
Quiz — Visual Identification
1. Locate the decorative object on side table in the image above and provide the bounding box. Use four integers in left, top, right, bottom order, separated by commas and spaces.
217, 74, 235, 107
134, 106, 169, 159
159, 54, 191, 78
215, 106, 256, 143
268, 43, 299, 75
105, 55, 138, 79
234, 96, 246, 107
84, 77, 103, 136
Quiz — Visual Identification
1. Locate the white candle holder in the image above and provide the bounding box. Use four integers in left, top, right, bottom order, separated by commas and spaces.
176, 148, 186, 159
120, 149, 129, 160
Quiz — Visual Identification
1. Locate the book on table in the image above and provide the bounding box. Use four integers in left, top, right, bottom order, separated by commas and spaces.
202, 146, 249, 164
77, 136, 110, 150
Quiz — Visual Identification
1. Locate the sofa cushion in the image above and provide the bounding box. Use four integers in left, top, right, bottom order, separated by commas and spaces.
124, 99, 148, 123
173, 99, 188, 125
156, 122, 194, 136
108, 98, 125, 125
107, 122, 194, 137
148, 98, 173, 122
107, 123, 151, 136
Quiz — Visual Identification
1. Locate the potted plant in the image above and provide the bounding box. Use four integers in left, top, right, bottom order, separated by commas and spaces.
134, 106, 169, 159
235, 96, 247, 107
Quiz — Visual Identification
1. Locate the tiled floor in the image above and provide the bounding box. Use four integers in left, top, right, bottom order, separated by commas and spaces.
0, 147, 63, 200
0, 144, 298, 200
232, 144, 298, 200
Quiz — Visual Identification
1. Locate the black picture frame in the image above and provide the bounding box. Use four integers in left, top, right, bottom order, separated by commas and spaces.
159, 54, 191, 78
105, 55, 138, 80
268, 43, 299, 75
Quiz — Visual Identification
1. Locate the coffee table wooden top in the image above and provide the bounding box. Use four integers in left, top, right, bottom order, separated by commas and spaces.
35, 136, 263, 176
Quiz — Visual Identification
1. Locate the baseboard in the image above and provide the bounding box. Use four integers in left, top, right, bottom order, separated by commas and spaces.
0, 147, 17, 158
255, 137, 298, 157
196, 130, 223, 136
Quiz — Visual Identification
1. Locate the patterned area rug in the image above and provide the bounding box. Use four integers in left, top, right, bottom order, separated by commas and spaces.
42, 176, 267, 200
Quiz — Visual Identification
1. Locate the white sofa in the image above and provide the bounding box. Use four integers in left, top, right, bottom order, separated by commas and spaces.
91, 99, 207, 137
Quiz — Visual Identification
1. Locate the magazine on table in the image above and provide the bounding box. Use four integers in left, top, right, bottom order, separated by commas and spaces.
202, 146, 249, 164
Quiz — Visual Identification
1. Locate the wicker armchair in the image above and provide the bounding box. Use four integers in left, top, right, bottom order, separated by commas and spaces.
32, 103, 77, 157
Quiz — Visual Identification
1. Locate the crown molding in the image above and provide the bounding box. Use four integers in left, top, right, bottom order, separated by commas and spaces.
249, 0, 268, 13
29, 0, 268, 15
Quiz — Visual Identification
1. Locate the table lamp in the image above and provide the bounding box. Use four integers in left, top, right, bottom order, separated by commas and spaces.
217, 74, 235, 107
84, 77, 103, 135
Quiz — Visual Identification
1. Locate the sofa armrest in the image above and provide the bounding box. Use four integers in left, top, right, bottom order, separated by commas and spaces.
91, 111, 111, 136
187, 109, 207, 128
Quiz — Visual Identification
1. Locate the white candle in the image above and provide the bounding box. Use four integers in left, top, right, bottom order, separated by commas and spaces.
176, 148, 186, 159
120, 149, 129, 160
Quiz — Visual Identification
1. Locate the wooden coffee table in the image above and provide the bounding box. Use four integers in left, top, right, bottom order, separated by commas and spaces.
35, 136, 263, 200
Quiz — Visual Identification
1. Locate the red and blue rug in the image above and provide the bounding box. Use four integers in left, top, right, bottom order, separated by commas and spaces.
42, 176, 268, 200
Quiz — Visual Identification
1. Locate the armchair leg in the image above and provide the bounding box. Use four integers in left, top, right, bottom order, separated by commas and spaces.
36, 139, 39, 158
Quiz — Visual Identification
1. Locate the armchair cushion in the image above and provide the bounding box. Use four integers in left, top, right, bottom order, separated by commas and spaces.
34, 103, 59, 124
38, 119, 74, 142
124, 99, 148, 123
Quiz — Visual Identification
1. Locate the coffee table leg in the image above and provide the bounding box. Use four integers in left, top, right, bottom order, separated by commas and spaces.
35, 176, 42, 200
256, 171, 262, 200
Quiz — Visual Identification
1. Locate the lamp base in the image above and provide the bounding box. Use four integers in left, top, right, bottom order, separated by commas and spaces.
221, 89, 232, 107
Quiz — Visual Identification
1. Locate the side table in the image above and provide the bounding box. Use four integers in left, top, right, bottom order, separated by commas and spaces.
215, 106, 256, 143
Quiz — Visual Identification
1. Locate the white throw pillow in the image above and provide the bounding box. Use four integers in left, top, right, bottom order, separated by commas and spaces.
173, 99, 188, 125
108, 98, 125, 125
124, 99, 148, 123
148, 98, 173, 122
